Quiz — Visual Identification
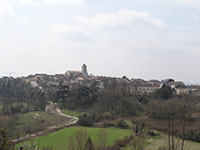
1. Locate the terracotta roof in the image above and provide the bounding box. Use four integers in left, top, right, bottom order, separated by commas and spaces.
67, 70, 82, 73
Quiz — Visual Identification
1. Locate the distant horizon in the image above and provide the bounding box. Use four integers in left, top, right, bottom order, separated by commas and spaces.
0, 66, 199, 85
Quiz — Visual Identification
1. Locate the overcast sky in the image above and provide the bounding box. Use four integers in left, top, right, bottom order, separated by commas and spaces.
0, 0, 200, 84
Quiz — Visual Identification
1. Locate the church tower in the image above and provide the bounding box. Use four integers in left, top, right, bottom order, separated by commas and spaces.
81, 64, 88, 77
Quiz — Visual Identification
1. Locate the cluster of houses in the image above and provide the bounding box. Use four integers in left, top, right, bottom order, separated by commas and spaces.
135, 78, 200, 96
23, 64, 200, 96
24, 64, 105, 91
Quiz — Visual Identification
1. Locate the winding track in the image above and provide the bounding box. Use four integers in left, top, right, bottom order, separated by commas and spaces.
56, 107, 78, 125
12, 107, 79, 144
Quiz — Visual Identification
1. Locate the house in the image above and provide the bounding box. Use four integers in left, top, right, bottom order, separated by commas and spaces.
160, 78, 175, 88
65, 70, 82, 78
161, 79, 190, 95
175, 84, 190, 95
147, 80, 161, 87
137, 84, 160, 95
30, 80, 39, 88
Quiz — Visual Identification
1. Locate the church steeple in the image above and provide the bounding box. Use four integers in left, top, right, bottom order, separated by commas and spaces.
81, 64, 88, 77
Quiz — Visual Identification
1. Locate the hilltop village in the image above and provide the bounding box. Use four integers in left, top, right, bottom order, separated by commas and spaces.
1, 65, 200, 150
12, 64, 200, 96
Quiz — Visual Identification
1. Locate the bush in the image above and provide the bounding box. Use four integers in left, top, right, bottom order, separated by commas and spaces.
115, 136, 131, 147
103, 122, 115, 128
106, 145, 121, 150
78, 114, 94, 127
153, 85, 173, 100
185, 129, 200, 142
115, 119, 129, 129
102, 112, 114, 120
147, 130, 158, 137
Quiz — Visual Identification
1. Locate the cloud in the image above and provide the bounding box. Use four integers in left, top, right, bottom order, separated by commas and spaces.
17, 0, 85, 6
42, 0, 85, 5
47, 24, 90, 42
47, 24, 85, 35
192, 14, 200, 21
18, 0, 34, 6
128, 0, 200, 9
74, 9, 168, 29
0, 0, 13, 17
177, 0, 200, 7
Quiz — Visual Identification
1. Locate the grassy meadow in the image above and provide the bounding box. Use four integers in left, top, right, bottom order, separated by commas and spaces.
17, 126, 133, 150
15, 111, 70, 137
15, 110, 200, 150
145, 133, 200, 150
61, 109, 86, 117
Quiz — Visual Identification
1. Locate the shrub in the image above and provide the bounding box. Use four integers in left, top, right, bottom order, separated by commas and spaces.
115, 136, 131, 147
78, 114, 94, 127
102, 112, 114, 120
115, 119, 129, 129
103, 122, 115, 128
106, 145, 121, 150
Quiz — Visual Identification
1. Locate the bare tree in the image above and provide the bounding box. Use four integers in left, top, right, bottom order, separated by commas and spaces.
96, 129, 107, 150
0, 128, 13, 150
129, 136, 145, 150
68, 129, 88, 150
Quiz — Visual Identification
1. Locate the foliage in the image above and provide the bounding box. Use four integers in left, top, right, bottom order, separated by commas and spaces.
147, 98, 193, 120
54, 86, 97, 110
115, 119, 129, 129
68, 129, 89, 150
0, 78, 47, 115
18, 142, 54, 150
103, 122, 115, 128
153, 85, 173, 100
54, 85, 69, 107
17, 126, 132, 150
115, 136, 131, 148
54, 85, 143, 118
78, 114, 94, 127
185, 129, 200, 142
16, 111, 68, 136
61, 109, 85, 118
85, 137, 95, 150
128, 136, 145, 150
146, 133, 200, 150
0, 128, 13, 150
96, 129, 107, 150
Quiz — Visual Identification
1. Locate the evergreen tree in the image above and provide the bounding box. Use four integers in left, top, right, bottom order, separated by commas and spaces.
85, 137, 94, 150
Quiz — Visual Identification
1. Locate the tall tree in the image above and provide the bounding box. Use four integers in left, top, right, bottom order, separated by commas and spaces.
55, 85, 69, 107
96, 129, 107, 150
0, 128, 13, 150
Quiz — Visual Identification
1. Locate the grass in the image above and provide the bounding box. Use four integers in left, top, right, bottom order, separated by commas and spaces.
124, 132, 200, 150
145, 133, 200, 150
124, 119, 133, 127
61, 109, 87, 117
17, 126, 133, 150
16, 111, 69, 137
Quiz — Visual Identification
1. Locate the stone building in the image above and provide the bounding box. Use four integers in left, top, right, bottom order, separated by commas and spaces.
81, 64, 88, 77
137, 85, 160, 95
66, 64, 89, 79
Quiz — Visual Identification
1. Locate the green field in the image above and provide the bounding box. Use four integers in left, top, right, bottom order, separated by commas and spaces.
61, 109, 88, 117
16, 111, 69, 137
17, 126, 133, 150
124, 133, 200, 150
145, 133, 200, 150
16, 125, 200, 150
16, 111, 200, 150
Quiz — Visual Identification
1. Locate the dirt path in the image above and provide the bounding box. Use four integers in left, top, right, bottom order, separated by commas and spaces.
12, 105, 79, 144
56, 107, 79, 125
